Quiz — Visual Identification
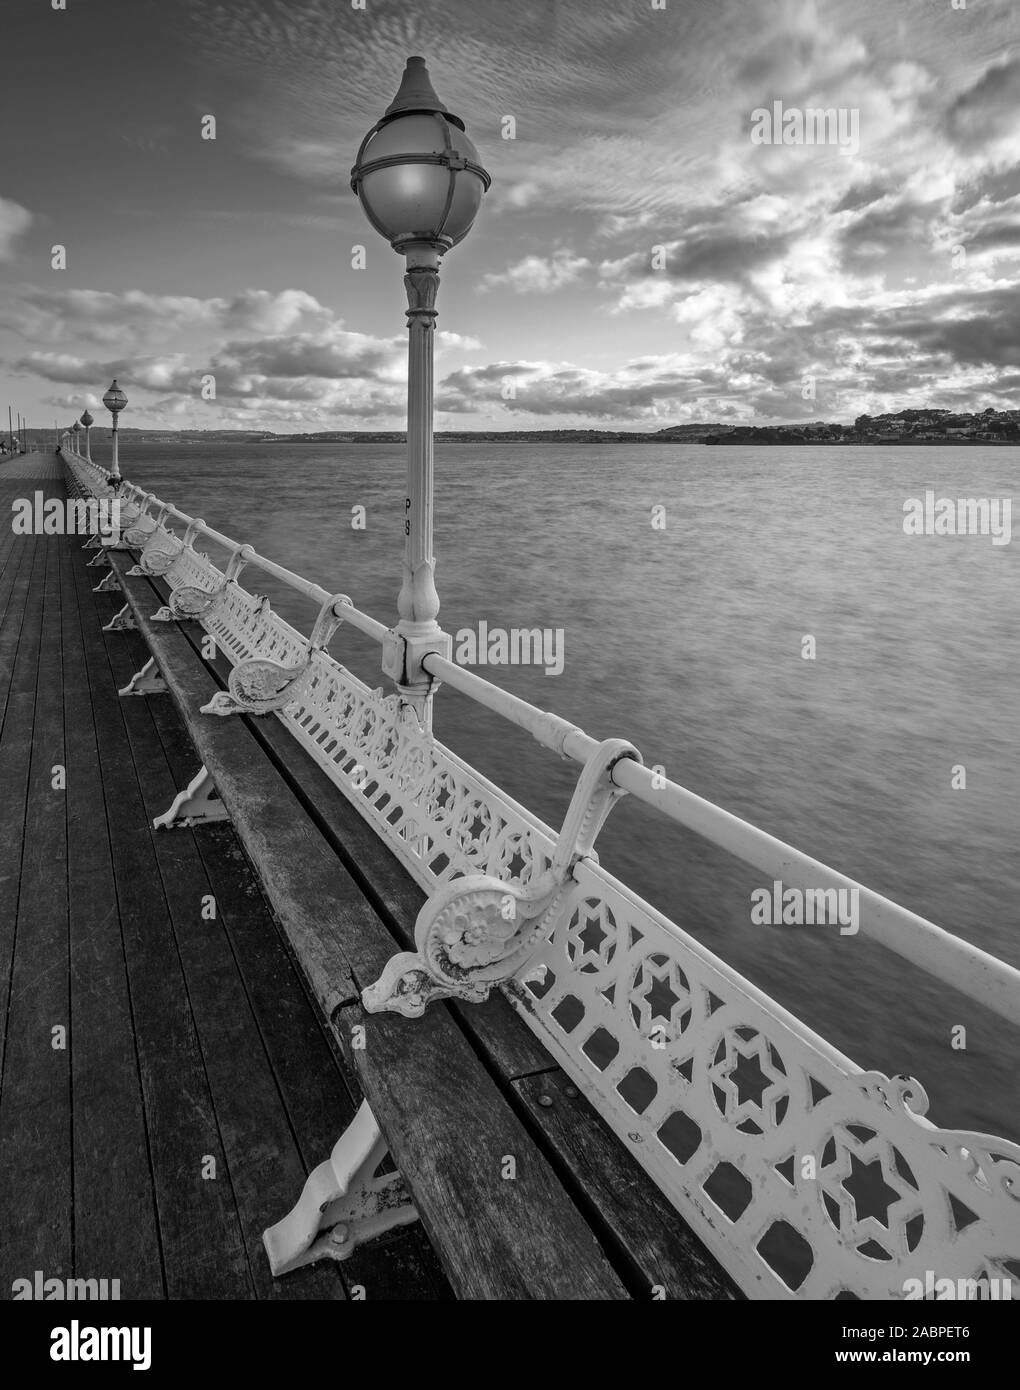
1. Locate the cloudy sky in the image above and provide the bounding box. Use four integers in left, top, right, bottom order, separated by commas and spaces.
2, 0, 1018, 432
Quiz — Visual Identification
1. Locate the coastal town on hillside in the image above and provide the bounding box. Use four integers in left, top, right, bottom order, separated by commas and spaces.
701, 407, 1020, 445
10, 407, 1017, 452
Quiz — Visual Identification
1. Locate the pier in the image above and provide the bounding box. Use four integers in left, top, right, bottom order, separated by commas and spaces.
0, 431, 1015, 1302
2, 52, 1018, 1307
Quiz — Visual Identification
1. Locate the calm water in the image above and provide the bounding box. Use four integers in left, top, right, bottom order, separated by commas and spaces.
116, 442, 1019, 1140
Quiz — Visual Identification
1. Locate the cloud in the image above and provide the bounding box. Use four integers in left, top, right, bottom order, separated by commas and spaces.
0, 198, 32, 259
215, 331, 399, 380
478, 251, 591, 294
945, 55, 1020, 152
0, 286, 335, 350
438, 355, 737, 421
8, 2, 1020, 430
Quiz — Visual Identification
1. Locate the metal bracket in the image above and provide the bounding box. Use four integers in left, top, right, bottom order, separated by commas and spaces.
85, 550, 110, 569
92, 570, 121, 593
263, 1100, 419, 1277
381, 626, 451, 690
202, 593, 349, 716
82, 534, 102, 550
152, 543, 253, 624
102, 603, 136, 632
121, 523, 157, 549
152, 764, 229, 829
119, 657, 168, 697
102, 496, 144, 549
127, 541, 182, 578
123, 501, 168, 555
362, 736, 643, 1017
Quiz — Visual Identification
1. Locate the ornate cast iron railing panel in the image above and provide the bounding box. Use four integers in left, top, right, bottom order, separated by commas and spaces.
64, 453, 1020, 1300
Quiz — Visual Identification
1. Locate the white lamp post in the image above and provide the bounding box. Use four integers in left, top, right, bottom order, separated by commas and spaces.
80, 409, 94, 463
351, 56, 490, 721
71, 421, 81, 455
102, 379, 127, 491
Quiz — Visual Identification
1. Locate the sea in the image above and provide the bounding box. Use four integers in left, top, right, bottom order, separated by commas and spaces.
113, 441, 1019, 1141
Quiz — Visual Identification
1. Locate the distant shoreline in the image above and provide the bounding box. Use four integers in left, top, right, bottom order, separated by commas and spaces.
80, 407, 1020, 448
113, 434, 1019, 447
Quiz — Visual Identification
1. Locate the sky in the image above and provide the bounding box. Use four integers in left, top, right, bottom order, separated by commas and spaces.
1, 0, 1019, 433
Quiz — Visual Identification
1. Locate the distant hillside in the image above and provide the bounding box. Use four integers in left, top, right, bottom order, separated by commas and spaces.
703, 407, 1020, 445
106, 424, 734, 444
84, 409, 1018, 446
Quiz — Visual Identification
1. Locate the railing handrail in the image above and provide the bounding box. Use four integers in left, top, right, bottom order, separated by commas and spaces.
71, 451, 1020, 1029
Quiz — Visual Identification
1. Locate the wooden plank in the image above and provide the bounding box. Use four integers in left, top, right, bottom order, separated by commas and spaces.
0, 478, 28, 623
70, 543, 255, 1299
0, 515, 73, 1286
513, 1069, 742, 1301
110, 558, 627, 1300
0, 530, 44, 1089
0, 487, 36, 734
90, 592, 344, 1303
337, 993, 628, 1301
60, 532, 165, 1297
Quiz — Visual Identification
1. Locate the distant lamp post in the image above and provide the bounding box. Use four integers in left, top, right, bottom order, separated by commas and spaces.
71, 421, 81, 455
102, 378, 128, 491
80, 409, 94, 463
351, 55, 490, 719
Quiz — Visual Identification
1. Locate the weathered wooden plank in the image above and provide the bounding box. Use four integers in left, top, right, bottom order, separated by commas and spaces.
0, 516, 73, 1287
513, 1069, 742, 1301
337, 994, 629, 1301
0, 530, 45, 1093
0, 485, 37, 735
91, 598, 344, 1302
60, 533, 165, 1298
0, 479, 28, 624
71, 545, 255, 1299
0, 485, 43, 1082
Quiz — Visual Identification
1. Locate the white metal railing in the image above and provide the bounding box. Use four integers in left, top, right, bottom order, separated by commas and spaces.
65, 449, 1020, 1300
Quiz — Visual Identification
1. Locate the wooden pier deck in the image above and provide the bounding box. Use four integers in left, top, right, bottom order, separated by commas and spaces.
0, 454, 449, 1300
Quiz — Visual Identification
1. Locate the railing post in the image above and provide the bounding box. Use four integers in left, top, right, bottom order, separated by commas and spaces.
386, 243, 449, 726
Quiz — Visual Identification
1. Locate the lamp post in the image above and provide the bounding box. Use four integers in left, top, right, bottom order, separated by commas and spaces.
102, 379, 127, 491
71, 421, 81, 455
80, 409, 94, 463
351, 56, 490, 722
